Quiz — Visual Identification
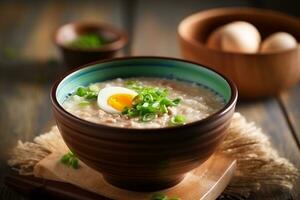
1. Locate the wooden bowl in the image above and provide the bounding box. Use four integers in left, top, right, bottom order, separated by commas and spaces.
178, 7, 300, 99
54, 22, 128, 68
51, 57, 237, 191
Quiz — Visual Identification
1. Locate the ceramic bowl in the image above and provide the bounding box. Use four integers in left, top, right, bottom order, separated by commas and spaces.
51, 57, 238, 191
178, 7, 300, 99
54, 22, 128, 68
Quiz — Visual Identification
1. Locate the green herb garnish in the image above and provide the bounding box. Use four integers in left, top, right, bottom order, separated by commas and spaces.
122, 81, 182, 122
69, 34, 104, 49
170, 115, 186, 126
150, 194, 181, 200
75, 86, 98, 100
61, 151, 80, 169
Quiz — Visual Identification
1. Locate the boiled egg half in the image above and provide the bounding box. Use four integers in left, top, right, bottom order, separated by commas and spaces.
97, 86, 138, 113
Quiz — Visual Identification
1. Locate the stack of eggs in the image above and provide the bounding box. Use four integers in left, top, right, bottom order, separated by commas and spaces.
206, 21, 298, 54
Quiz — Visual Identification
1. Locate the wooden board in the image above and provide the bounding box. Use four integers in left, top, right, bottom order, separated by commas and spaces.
5, 154, 236, 200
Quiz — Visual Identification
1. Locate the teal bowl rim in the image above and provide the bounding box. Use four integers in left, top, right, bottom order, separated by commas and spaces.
51, 56, 238, 132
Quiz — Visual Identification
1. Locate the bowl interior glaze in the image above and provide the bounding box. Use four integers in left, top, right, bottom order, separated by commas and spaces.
56, 57, 232, 107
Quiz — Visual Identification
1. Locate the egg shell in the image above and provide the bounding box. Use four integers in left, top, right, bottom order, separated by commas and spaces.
207, 21, 261, 53
260, 32, 298, 53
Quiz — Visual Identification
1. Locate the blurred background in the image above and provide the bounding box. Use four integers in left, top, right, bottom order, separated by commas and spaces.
1, 0, 300, 199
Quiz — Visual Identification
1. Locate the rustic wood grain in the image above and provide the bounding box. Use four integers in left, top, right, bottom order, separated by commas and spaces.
279, 85, 300, 147
0, 1, 124, 200
131, 0, 300, 199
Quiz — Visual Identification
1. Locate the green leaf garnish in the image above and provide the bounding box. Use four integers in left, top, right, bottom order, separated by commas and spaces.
60, 151, 80, 169
122, 82, 182, 122
68, 34, 104, 49
170, 115, 186, 126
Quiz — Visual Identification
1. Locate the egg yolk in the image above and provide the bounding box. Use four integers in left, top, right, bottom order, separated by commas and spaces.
107, 94, 135, 111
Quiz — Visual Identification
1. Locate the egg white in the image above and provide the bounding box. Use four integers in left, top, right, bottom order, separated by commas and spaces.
97, 86, 138, 114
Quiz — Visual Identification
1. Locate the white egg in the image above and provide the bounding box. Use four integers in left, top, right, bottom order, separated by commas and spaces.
97, 86, 138, 114
207, 21, 261, 53
260, 32, 298, 53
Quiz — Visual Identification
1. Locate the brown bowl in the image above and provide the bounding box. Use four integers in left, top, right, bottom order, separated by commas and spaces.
50, 57, 238, 191
178, 7, 300, 99
54, 22, 128, 68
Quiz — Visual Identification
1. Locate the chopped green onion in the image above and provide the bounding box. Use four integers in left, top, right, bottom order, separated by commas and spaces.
172, 98, 181, 105
75, 86, 98, 100
78, 101, 91, 106
142, 113, 156, 122
150, 194, 181, 200
150, 194, 168, 200
76, 87, 88, 97
60, 151, 80, 169
125, 80, 142, 90
160, 104, 168, 114
85, 91, 98, 99
123, 82, 182, 122
144, 94, 154, 102
170, 115, 186, 126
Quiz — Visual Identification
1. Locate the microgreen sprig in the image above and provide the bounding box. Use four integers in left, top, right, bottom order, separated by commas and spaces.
170, 115, 186, 126
123, 81, 182, 122
60, 151, 80, 169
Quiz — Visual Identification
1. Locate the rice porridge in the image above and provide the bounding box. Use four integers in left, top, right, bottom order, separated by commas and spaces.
62, 78, 225, 128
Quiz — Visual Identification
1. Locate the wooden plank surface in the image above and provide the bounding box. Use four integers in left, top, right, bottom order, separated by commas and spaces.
0, 1, 124, 200
131, 0, 255, 56
237, 99, 300, 199
131, 0, 300, 199
0, 0, 125, 157
0, 0, 300, 200
279, 85, 300, 146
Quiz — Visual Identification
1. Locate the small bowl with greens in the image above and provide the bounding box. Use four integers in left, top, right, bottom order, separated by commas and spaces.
54, 22, 127, 68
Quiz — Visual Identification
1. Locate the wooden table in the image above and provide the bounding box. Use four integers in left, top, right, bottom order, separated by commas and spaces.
0, 1, 299, 199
